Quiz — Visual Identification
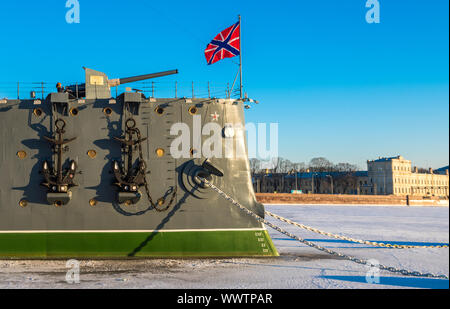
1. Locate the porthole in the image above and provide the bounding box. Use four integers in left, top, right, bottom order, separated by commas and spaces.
89, 199, 98, 207
87, 150, 97, 159
17, 150, 27, 159
103, 107, 112, 116
19, 200, 28, 207
156, 148, 165, 157
69, 107, 79, 116
188, 106, 198, 115
223, 124, 235, 138
33, 108, 43, 117
155, 106, 164, 115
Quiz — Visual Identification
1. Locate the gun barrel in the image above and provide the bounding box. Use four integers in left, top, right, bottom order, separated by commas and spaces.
64, 69, 179, 98
119, 69, 178, 85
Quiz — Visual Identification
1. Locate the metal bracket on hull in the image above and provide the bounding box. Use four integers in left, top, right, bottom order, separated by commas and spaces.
180, 159, 224, 199
49, 92, 73, 117
41, 119, 78, 206
122, 92, 143, 116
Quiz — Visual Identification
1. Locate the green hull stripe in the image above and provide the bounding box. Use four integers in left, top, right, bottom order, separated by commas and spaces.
0, 230, 279, 258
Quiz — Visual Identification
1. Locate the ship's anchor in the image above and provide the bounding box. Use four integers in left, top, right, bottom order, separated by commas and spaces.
113, 118, 176, 211
41, 119, 78, 206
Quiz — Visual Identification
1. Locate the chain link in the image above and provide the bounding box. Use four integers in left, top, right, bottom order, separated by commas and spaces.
265, 211, 449, 249
120, 123, 177, 212
199, 177, 449, 280
134, 126, 177, 212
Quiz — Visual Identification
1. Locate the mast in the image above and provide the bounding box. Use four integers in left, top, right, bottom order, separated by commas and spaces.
239, 14, 243, 100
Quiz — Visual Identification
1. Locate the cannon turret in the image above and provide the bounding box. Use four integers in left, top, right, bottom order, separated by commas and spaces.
62, 68, 178, 99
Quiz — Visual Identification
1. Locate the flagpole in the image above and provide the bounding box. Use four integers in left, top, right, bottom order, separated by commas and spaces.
239, 14, 243, 100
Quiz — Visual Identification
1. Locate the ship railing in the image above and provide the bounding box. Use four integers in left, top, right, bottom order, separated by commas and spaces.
0, 81, 242, 101
0, 81, 74, 101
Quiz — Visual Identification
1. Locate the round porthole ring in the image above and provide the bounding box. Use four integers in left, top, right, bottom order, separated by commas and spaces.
17, 150, 27, 159
103, 107, 113, 116
188, 106, 198, 116
69, 107, 79, 117
155, 106, 164, 115
87, 150, 97, 159
156, 148, 165, 157
33, 108, 43, 117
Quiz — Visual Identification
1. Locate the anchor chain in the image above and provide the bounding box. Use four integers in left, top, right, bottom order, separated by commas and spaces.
133, 124, 177, 212
199, 177, 449, 280
116, 118, 177, 212
265, 211, 449, 249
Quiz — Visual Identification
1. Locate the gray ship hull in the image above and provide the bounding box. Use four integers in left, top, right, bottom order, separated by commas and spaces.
0, 94, 277, 257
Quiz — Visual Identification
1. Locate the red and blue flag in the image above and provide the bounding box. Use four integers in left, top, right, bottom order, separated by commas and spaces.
205, 21, 240, 65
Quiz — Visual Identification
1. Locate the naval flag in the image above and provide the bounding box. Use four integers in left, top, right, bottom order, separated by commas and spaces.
204, 21, 241, 65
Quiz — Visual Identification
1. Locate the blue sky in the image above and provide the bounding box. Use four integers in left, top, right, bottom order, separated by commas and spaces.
0, 0, 448, 169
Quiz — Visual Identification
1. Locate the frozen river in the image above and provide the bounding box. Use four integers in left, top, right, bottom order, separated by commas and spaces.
0, 205, 448, 289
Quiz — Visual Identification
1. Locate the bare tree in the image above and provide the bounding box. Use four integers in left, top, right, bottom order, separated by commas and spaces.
278, 158, 294, 173
334, 162, 359, 172
293, 162, 307, 172
417, 167, 430, 174
309, 157, 334, 172
270, 157, 281, 173
249, 158, 261, 174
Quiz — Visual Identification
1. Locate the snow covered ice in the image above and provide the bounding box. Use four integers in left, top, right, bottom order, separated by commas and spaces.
0, 205, 448, 289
